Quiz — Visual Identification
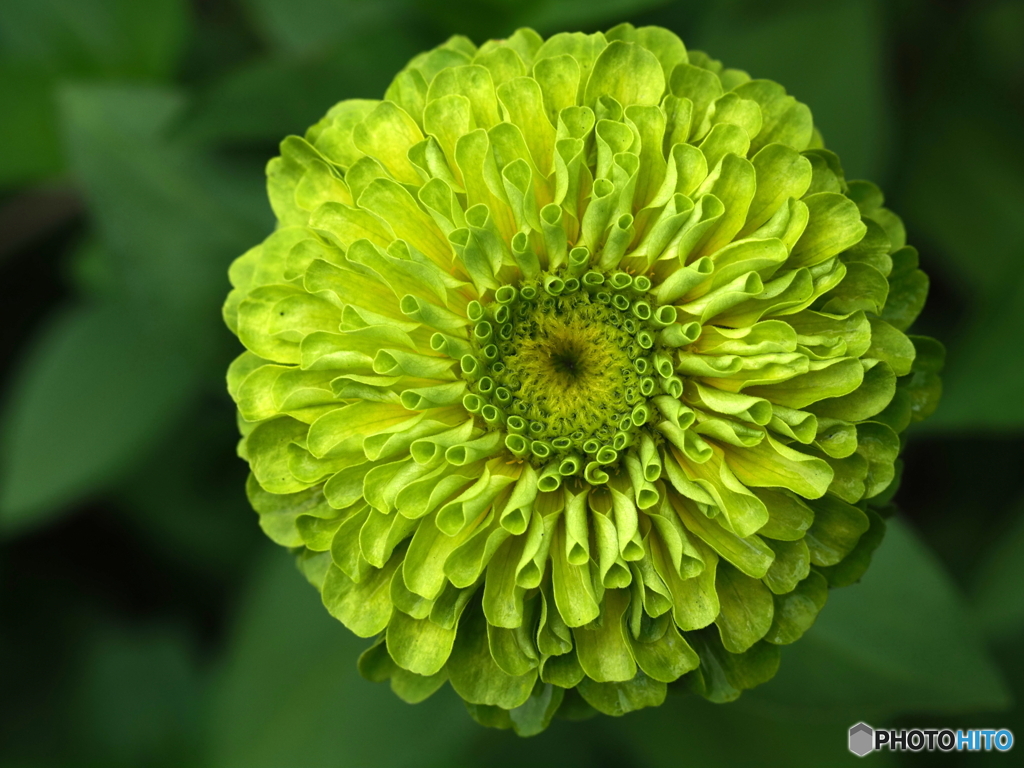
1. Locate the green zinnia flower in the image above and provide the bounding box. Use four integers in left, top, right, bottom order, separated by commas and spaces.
224, 24, 942, 735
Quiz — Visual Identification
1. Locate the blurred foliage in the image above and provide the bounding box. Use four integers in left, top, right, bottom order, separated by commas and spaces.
1, 0, 1022, 766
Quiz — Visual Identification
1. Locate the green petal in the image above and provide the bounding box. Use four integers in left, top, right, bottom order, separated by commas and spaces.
789, 192, 867, 269
428, 64, 501, 129
866, 316, 916, 377
650, 514, 721, 630
769, 405, 818, 445
550, 519, 601, 628
533, 55, 580, 125
816, 508, 886, 587
474, 46, 527, 89
732, 79, 813, 153
683, 380, 772, 425
357, 637, 394, 682
804, 494, 871, 566
714, 563, 774, 653
307, 401, 412, 458
488, 618, 540, 678
762, 538, 811, 595
409, 43, 473, 87
322, 557, 397, 637
788, 309, 871, 358
804, 149, 845, 195
391, 666, 449, 704
817, 452, 869, 504
606, 23, 687, 83
856, 421, 900, 498
444, 511, 510, 588
246, 473, 325, 547
296, 509, 346, 551
573, 588, 637, 683
541, 643, 585, 687
389, 561, 434, 619
585, 41, 665, 108
246, 417, 311, 494
629, 620, 700, 682
361, 505, 416, 566
387, 608, 457, 676
446, 606, 536, 708
821, 262, 889, 315
396, 462, 483, 519
437, 463, 518, 535
808, 361, 896, 422
311, 99, 377, 167
329, 505, 371, 580
508, 682, 565, 737
536, 32, 608, 101
669, 63, 723, 138
742, 143, 813, 235
723, 435, 833, 499
688, 630, 781, 704
763, 570, 829, 645
671, 449, 769, 537
755, 488, 813, 541
881, 247, 929, 331
483, 534, 529, 627
626, 105, 669, 208
358, 178, 452, 267
842, 219, 893, 277
323, 460, 379, 510
645, 494, 704, 578
692, 154, 756, 257
295, 159, 353, 213
498, 77, 556, 173
310, 201, 394, 251
384, 69, 428, 126
704, 238, 789, 289
430, 581, 479, 630
577, 670, 667, 716
699, 123, 749, 173
674, 494, 774, 579
745, 357, 863, 409
404, 505, 486, 599
463, 702, 513, 730
709, 92, 762, 142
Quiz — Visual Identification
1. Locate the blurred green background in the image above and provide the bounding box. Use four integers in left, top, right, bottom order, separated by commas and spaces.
1, 0, 1023, 765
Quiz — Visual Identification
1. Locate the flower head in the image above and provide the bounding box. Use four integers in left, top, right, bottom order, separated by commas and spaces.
225, 24, 941, 734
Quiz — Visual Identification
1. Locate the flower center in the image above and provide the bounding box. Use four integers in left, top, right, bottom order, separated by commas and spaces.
502, 306, 634, 438
463, 269, 674, 478
547, 339, 586, 378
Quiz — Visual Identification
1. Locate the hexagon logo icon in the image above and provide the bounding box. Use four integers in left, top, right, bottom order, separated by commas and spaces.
849, 723, 875, 757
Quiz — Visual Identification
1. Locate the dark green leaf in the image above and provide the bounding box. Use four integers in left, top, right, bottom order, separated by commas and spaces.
0, 304, 197, 532
974, 497, 1024, 642
0, 0, 189, 186
0, 63, 64, 186
924, 270, 1024, 430
613, 691, 899, 768
210, 549, 477, 768
0, 0, 188, 80
747, 518, 1010, 717
697, 0, 889, 179
240, 0, 404, 55
59, 84, 270, 345
181, 35, 421, 145
526, 0, 676, 34
74, 622, 203, 765
896, 107, 1024, 430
